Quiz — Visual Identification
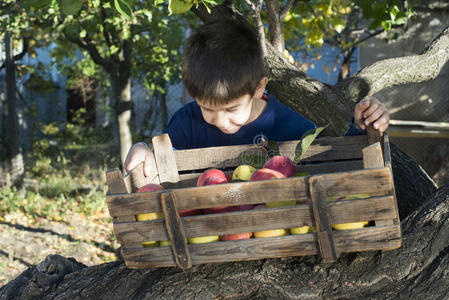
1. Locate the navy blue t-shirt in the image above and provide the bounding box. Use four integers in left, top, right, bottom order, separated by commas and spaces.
165, 93, 364, 150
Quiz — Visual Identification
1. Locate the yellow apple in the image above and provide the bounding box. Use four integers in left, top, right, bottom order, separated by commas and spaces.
159, 240, 171, 246
290, 226, 310, 234
254, 228, 288, 238
136, 212, 164, 221
142, 241, 159, 247
188, 236, 220, 244
333, 221, 369, 230
232, 165, 256, 181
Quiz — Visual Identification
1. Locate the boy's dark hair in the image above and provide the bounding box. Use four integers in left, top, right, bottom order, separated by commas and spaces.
182, 19, 266, 105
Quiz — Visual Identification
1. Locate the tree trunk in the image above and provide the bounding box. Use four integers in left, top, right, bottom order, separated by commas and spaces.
4, 32, 24, 188
0, 145, 443, 299
111, 74, 133, 167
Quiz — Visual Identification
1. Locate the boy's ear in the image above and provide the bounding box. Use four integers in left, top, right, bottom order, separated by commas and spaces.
253, 77, 269, 99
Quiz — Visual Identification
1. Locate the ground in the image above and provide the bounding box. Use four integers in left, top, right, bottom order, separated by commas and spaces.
0, 209, 119, 286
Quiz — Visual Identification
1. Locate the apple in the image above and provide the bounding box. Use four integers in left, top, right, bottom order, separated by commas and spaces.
188, 236, 220, 244
263, 156, 297, 178
142, 241, 159, 247
220, 232, 253, 241
180, 209, 202, 217
197, 169, 229, 187
159, 240, 171, 247
135, 183, 164, 247
254, 229, 288, 238
250, 168, 285, 181
290, 226, 310, 234
232, 165, 256, 181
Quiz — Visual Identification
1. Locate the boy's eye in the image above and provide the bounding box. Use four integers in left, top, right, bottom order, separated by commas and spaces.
226, 108, 237, 112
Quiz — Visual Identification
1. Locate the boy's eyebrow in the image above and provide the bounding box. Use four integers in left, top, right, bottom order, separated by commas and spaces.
198, 103, 241, 110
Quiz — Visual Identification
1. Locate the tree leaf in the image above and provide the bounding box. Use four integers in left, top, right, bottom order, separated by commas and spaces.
113, 0, 132, 19
168, 0, 193, 15
293, 125, 328, 164
58, 0, 83, 15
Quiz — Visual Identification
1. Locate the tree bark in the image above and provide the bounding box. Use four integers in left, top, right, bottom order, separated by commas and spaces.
0, 145, 442, 299
4, 31, 24, 188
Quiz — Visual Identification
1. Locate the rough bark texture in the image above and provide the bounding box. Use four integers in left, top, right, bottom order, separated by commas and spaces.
0, 145, 443, 300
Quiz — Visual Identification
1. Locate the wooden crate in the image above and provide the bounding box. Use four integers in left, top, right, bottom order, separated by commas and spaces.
106, 130, 401, 269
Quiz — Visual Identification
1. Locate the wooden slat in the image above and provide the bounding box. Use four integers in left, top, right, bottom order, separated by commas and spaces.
172, 135, 368, 171
278, 135, 368, 162
121, 225, 401, 268
383, 133, 392, 168
161, 193, 191, 269
107, 168, 393, 217
314, 167, 393, 199
367, 126, 383, 146
309, 177, 338, 262
113, 196, 396, 244
296, 160, 363, 175
105, 169, 136, 236
108, 176, 306, 216
106, 168, 129, 194
152, 134, 180, 183
362, 142, 384, 169
362, 140, 393, 227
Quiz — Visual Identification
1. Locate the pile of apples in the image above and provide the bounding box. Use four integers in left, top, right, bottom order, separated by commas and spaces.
134, 155, 369, 247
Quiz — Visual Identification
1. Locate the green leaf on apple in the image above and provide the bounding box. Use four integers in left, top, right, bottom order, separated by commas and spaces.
293, 125, 328, 164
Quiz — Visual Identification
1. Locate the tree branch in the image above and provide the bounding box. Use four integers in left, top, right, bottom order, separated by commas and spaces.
338, 26, 449, 103
62, 30, 114, 74
280, 0, 296, 20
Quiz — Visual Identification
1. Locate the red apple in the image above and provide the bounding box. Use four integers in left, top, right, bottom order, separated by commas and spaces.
180, 209, 202, 217
197, 169, 230, 187
136, 183, 164, 193
220, 232, 253, 241
263, 156, 297, 178
250, 168, 286, 181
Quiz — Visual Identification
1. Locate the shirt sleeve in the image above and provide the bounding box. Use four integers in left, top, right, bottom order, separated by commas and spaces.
345, 117, 366, 136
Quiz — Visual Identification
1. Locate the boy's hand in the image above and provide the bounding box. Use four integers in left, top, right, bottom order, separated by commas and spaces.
354, 97, 390, 133
124, 142, 153, 177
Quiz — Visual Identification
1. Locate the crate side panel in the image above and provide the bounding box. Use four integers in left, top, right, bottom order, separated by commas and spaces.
316, 167, 393, 198
122, 225, 401, 268
334, 225, 402, 253
114, 197, 396, 243
279, 135, 368, 162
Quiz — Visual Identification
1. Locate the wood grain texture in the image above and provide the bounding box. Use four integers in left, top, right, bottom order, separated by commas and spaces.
152, 134, 180, 183
161, 193, 191, 269
121, 225, 401, 268
309, 177, 338, 262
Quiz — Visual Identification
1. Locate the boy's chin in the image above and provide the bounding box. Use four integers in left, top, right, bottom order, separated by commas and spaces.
219, 127, 240, 134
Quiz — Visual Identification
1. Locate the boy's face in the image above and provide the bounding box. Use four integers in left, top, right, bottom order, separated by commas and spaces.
196, 94, 254, 134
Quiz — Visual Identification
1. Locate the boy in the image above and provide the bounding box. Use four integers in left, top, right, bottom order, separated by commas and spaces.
125, 19, 389, 176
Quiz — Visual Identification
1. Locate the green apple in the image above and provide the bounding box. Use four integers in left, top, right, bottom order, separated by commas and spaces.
232, 165, 256, 181
290, 226, 310, 234
188, 236, 220, 244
